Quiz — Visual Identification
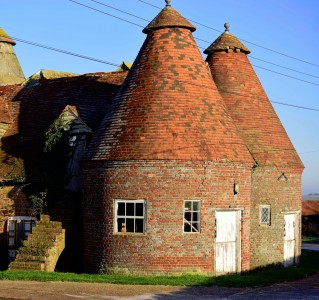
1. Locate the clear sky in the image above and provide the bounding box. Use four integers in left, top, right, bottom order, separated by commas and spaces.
2, 0, 319, 195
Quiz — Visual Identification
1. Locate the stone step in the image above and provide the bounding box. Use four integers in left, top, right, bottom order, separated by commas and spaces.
10, 261, 45, 271
14, 254, 47, 262
10, 214, 65, 272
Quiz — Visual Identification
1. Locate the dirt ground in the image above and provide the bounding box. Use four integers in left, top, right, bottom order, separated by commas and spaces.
0, 273, 319, 300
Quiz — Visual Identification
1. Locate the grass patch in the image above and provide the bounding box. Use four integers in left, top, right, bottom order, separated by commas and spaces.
0, 250, 318, 287
302, 236, 319, 243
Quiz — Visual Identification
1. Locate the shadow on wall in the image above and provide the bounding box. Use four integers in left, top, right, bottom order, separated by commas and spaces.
0, 75, 124, 272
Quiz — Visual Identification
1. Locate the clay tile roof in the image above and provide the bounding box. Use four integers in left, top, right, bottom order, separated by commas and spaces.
86, 6, 252, 163
205, 26, 302, 168
143, 4, 196, 34
0, 27, 16, 45
302, 200, 319, 216
204, 24, 250, 54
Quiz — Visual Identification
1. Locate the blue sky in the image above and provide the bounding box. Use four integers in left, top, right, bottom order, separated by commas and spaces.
2, 0, 319, 194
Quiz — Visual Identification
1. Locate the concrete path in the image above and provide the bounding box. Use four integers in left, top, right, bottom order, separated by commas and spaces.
302, 243, 319, 251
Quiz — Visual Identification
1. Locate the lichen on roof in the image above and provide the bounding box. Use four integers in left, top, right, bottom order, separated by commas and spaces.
22, 69, 79, 88
0, 27, 16, 45
116, 62, 132, 71
204, 24, 250, 54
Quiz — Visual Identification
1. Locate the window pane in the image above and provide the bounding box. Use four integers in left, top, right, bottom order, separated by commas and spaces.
185, 201, 191, 211
193, 212, 199, 222
9, 221, 15, 231
184, 223, 191, 232
126, 203, 134, 216
117, 203, 125, 216
136, 203, 144, 216
192, 222, 199, 232
25, 221, 31, 231
185, 212, 191, 221
126, 218, 134, 232
117, 218, 125, 232
8, 237, 14, 246
193, 201, 199, 211
135, 219, 144, 233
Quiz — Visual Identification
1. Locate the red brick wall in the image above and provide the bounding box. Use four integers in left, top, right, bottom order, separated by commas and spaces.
250, 166, 302, 269
82, 160, 252, 275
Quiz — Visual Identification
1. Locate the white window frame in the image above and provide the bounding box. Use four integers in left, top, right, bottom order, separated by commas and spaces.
259, 205, 271, 225
114, 199, 146, 234
183, 200, 201, 233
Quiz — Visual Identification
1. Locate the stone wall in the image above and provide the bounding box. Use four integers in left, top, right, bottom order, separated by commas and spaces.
82, 160, 252, 275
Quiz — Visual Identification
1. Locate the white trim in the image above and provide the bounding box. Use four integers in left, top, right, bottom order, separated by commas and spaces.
183, 200, 201, 233
113, 199, 146, 234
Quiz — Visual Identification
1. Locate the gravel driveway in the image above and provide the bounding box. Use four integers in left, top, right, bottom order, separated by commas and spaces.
0, 273, 318, 300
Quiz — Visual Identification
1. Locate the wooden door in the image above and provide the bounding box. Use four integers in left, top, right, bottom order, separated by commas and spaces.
215, 210, 241, 274
284, 213, 296, 267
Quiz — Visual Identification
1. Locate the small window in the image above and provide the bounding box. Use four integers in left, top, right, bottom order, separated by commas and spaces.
114, 200, 146, 233
260, 205, 271, 225
184, 200, 201, 233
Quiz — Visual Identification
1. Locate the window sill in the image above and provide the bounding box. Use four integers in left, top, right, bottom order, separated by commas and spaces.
113, 232, 146, 236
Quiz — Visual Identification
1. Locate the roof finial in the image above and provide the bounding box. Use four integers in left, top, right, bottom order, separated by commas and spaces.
165, 0, 171, 7
224, 23, 230, 33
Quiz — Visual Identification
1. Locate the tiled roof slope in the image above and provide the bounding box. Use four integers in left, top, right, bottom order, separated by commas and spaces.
0, 27, 15, 45
0, 96, 12, 124
205, 27, 303, 168
204, 24, 250, 54
85, 4, 252, 163
143, 3, 195, 34
302, 200, 319, 216
0, 71, 127, 180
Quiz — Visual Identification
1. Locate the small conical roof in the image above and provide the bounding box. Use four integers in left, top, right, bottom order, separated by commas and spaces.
204, 24, 250, 54
86, 3, 252, 163
205, 25, 303, 168
143, 1, 196, 34
0, 28, 16, 45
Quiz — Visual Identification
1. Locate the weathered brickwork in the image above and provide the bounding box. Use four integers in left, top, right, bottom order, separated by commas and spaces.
0, 185, 30, 269
83, 160, 252, 275
250, 166, 302, 269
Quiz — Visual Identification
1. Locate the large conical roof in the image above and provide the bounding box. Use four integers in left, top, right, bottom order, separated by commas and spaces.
85, 4, 252, 163
205, 25, 303, 168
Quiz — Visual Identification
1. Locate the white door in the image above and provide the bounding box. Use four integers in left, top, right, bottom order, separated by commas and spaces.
215, 210, 241, 274
284, 214, 296, 267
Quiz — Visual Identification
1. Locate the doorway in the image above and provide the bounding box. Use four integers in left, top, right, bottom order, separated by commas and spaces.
215, 210, 241, 275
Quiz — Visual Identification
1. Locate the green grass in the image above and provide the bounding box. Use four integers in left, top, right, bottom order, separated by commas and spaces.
0, 250, 318, 287
302, 236, 319, 243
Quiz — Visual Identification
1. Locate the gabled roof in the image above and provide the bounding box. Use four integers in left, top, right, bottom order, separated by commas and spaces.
143, 2, 196, 34
204, 24, 250, 54
60, 105, 92, 135
0, 71, 127, 181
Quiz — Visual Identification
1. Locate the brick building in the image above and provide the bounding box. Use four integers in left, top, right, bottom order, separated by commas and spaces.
0, 1, 303, 274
